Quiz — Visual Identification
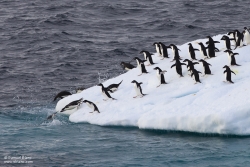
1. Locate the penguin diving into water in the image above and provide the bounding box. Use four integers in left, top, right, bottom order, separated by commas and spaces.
53, 91, 72, 101
106, 80, 123, 93
153, 67, 167, 87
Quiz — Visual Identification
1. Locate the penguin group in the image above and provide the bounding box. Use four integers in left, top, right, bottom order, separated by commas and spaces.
48, 27, 250, 120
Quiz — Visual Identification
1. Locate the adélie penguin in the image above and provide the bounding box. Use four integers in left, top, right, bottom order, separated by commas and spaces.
234, 30, 245, 49
190, 69, 202, 84
158, 42, 170, 59
171, 59, 186, 77
53, 91, 72, 101
83, 100, 100, 113
169, 44, 182, 61
223, 65, 236, 83
153, 67, 167, 87
131, 80, 146, 98
120, 62, 135, 71
106, 80, 123, 93
183, 59, 199, 75
206, 36, 220, 52
220, 35, 233, 50
187, 43, 199, 60
197, 42, 209, 59
140, 50, 155, 65
224, 50, 241, 66
97, 83, 116, 100
133, 57, 148, 76
243, 27, 250, 45
199, 59, 212, 75
153, 42, 162, 57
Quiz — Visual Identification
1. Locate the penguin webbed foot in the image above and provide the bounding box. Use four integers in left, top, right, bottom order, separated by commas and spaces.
133, 96, 138, 98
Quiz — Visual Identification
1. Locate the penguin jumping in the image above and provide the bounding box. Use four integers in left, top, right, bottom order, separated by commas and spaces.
197, 42, 209, 59
191, 69, 202, 84
140, 51, 156, 65
171, 59, 186, 77
131, 80, 146, 98
83, 100, 100, 113
159, 42, 170, 59
223, 65, 236, 83
97, 83, 116, 101
187, 43, 199, 60
106, 80, 123, 93
120, 62, 135, 71
53, 91, 72, 101
133, 57, 148, 76
153, 67, 167, 87
224, 50, 241, 66
199, 59, 212, 75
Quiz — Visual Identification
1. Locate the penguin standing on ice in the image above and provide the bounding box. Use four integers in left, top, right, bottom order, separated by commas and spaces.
206, 36, 220, 58
159, 42, 170, 59
223, 65, 236, 83
106, 80, 123, 93
197, 42, 209, 59
224, 50, 241, 66
140, 51, 155, 65
120, 62, 135, 71
171, 59, 186, 77
131, 80, 146, 98
220, 35, 233, 50
243, 27, 250, 45
234, 30, 244, 49
153, 42, 162, 56
169, 44, 182, 61
97, 83, 116, 101
133, 57, 148, 76
199, 59, 212, 75
227, 31, 237, 46
191, 69, 202, 84
187, 43, 199, 60
53, 91, 72, 101
183, 59, 199, 75
83, 100, 100, 113
153, 67, 167, 87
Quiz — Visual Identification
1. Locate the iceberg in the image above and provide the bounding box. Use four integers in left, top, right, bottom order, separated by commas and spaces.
56, 34, 250, 135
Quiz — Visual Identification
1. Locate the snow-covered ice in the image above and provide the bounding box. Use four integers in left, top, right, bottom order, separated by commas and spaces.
56, 34, 250, 135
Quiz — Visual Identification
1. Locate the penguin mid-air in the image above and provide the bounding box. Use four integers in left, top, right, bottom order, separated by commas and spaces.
153, 67, 167, 87
191, 69, 202, 84
223, 65, 236, 83
53, 91, 72, 101
153, 42, 162, 56
120, 62, 135, 71
83, 100, 100, 113
169, 44, 182, 61
159, 42, 170, 59
243, 27, 250, 45
224, 50, 241, 66
187, 43, 199, 60
234, 30, 244, 49
197, 42, 209, 59
133, 57, 148, 76
60, 98, 83, 112
106, 80, 123, 93
171, 59, 186, 77
131, 80, 146, 98
140, 51, 155, 65
206, 36, 220, 58
183, 59, 199, 75
220, 35, 233, 50
97, 83, 116, 101
199, 59, 212, 75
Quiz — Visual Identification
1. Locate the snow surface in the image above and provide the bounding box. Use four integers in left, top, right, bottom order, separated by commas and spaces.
56, 34, 250, 135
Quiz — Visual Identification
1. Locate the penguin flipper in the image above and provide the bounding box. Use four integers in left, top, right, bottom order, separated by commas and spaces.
171, 64, 176, 68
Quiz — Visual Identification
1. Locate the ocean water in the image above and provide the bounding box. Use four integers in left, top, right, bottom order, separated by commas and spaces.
1, 0, 250, 166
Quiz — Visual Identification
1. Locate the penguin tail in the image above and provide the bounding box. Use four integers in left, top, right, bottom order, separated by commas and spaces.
112, 98, 117, 100
118, 80, 123, 85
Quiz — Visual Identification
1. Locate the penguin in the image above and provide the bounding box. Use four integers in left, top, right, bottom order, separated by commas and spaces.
120, 62, 135, 71
106, 80, 123, 92
97, 83, 116, 101
47, 112, 57, 120
234, 30, 244, 49
205, 36, 220, 58
133, 57, 148, 76
197, 42, 209, 59
131, 80, 146, 98
220, 35, 233, 50
187, 43, 199, 60
199, 59, 212, 75
76, 87, 85, 94
243, 27, 250, 45
153, 67, 167, 87
153, 42, 162, 56
169, 44, 182, 61
223, 65, 236, 83
224, 50, 241, 66
227, 30, 238, 46
53, 91, 72, 101
140, 51, 155, 65
183, 59, 199, 75
158, 42, 170, 59
60, 98, 83, 112
171, 59, 186, 77
191, 69, 202, 84
83, 100, 100, 113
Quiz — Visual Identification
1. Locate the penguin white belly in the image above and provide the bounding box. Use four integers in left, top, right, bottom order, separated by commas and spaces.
60, 107, 78, 115
110, 87, 117, 92
125, 67, 130, 71
188, 51, 192, 59
224, 41, 227, 48
225, 73, 227, 81
146, 57, 150, 64
143, 53, 147, 61
160, 48, 164, 57
136, 60, 140, 68
86, 102, 94, 110
245, 32, 250, 45
134, 84, 140, 96
156, 46, 160, 56
156, 72, 161, 82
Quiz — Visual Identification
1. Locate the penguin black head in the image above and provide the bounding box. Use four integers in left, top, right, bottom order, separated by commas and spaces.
133, 57, 139, 60
223, 65, 229, 69
131, 80, 137, 83
188, 43, 192, 45
140, 51, 147, 54
197, 42, 203, 45
153, 42, 159, 46
244, 27, 248, 30
82, 100, 88, 103
224, 50, 232, 54
183, 59, 190, 62
221, 35, 226, 40
199, 59, 204, 62
153, 67, 160, 70
97, 83, 103, 87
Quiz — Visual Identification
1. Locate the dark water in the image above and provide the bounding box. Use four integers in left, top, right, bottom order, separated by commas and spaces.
1, 0, 250, 166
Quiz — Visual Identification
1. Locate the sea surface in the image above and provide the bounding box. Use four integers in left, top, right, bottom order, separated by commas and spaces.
0, 0, 250, 166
